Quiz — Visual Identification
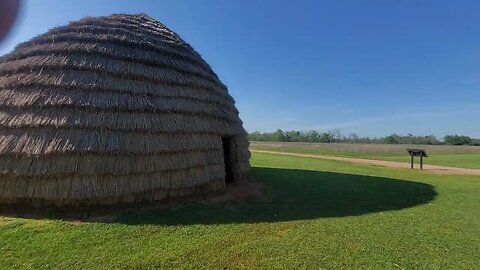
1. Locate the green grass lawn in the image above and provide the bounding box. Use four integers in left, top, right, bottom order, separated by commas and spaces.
250, 143, 480, 169
1, 153, 480, 269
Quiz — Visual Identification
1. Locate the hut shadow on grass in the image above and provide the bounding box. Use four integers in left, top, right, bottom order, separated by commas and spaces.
116, 167, 437, 225
0, 167, 437, 225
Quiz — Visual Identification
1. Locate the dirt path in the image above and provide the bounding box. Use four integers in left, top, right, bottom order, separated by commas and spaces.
251, 150, 480, 175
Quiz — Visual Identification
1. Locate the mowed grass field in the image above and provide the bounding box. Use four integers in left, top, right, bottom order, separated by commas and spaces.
251, 142, 480, 169
1, 151, 480, 269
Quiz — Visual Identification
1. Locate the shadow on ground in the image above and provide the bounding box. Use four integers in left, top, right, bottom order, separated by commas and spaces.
117, 167, 437, 225
1, 167, 437, 225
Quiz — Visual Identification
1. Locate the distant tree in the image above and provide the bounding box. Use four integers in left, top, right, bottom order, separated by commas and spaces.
444, 135, 472, 145
328, 129, 342, 142
272, 129, 287, 142
285, 130, 302, 142
306, 130, 320, 142
423, 135, 441, 145
319, 132, 334, 143
471, 138, 480, 146
347, 133, 359, 142
383, 134, 400, 144
247, 131, 260, 141
248, 130, 477, 146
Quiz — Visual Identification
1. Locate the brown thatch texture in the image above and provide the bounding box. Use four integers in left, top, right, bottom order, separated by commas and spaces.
0, 13, 250, 205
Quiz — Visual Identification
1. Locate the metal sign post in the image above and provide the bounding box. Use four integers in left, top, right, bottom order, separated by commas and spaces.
406, 149, 428, 170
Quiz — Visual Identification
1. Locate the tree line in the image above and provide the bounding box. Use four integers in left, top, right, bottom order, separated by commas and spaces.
248, 129, 480, 146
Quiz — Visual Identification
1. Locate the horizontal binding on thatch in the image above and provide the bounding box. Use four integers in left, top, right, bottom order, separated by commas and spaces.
53, 18, 196, 53
0, 146, 251, 160
3, 42, 222, 87
0, 129, 224, 155
14, 17, 198, 56
0, 84, 236, 115
112, 17, 185, 44
0, 159, 223, 180
0, 164, 226, 200
0, 83, 238, 114
0, 105, 240, 126
0, 88, 239, 122
0, 121, 245, 139
105, 14, 189, 42
11, 31, 212, 74
0, 148, 251, 177
0, 55, 228, 97
83, 15, 189, 45
0, 68, 233, 107
0, 125, 248, 154
0, 108, 246, 135
0, 70, 234, 106
57, 16, 195, 51
0, 178, 226, 206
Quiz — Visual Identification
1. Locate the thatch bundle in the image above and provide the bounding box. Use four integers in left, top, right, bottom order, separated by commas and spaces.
0, 13, 250, 206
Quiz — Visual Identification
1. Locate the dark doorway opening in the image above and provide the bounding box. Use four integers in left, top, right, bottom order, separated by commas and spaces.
222, 136, 236, 184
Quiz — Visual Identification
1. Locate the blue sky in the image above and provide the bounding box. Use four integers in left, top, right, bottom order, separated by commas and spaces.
1, 0, 479, 138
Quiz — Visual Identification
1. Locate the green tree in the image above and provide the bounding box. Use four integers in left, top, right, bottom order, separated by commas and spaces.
444, 135, 472, 145
384, 134, 400, 144
272, 129, 287, 142
285, 131, 302, 142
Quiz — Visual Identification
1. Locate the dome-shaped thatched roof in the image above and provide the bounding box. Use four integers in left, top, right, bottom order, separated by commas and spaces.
0, 13, 250, 206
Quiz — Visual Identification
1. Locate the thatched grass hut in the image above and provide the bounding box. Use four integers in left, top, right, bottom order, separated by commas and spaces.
0, 13, 250, 206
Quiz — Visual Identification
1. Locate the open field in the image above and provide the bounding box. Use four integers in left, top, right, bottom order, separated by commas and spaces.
251, 141, 480, 169
1, 152, 480, 269
250, 149, 480, 175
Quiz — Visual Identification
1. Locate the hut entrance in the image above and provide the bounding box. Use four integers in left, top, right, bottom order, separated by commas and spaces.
222, 136, 236, 184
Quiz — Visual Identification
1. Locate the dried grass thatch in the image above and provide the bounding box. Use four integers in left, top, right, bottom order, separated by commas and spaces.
0, 13, 250, 206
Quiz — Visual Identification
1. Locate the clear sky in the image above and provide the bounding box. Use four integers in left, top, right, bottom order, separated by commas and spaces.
1, 0, 479, 138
